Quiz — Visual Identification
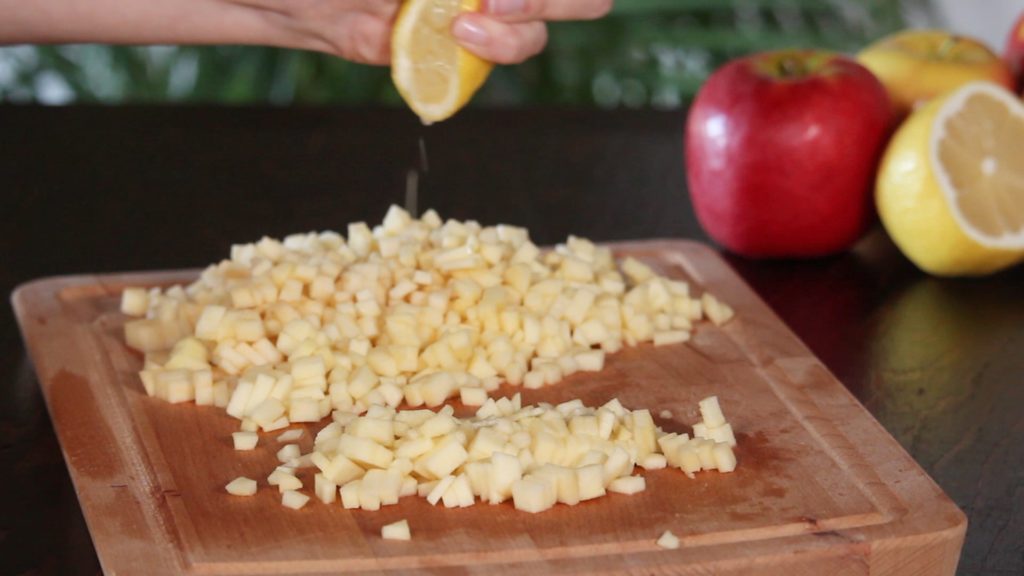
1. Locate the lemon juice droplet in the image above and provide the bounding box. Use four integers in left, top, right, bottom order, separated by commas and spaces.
405, 132, 431, 216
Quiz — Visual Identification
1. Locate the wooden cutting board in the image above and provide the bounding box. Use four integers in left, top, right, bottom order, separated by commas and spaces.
12, 240, 966, 575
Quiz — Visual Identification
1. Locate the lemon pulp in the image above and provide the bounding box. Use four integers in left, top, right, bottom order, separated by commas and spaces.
934, 89, 1024, 244
876, 81, 1024, 276
391, 0, 493, 124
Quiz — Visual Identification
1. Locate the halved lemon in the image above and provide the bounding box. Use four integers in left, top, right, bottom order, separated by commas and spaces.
391, 0, 493, 124
876, 81, 1024, 276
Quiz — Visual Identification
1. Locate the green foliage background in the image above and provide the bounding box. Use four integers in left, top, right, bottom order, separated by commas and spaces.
0, 0, 907, 107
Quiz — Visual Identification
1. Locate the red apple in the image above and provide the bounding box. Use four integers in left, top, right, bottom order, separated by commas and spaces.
1006, 12, 1024, 91
685, 50, 892, 257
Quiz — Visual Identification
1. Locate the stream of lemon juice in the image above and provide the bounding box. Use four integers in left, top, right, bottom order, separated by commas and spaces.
405, 133, 430, 218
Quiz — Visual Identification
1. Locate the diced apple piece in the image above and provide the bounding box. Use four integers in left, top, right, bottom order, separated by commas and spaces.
378, 470, 404, 506
358, 481, 382, 511
656, 530, 680, 550
419, 438, 468, 480
262, 416, 290, 432
712, 443, 737, 473
607, 475, 646, 495
315, 474, 338, 504
340, 480, 361, 509
653, 330, 690, 347
225, 379, 254, 420
120, 287, 150, 317
395, 436, 434, 460
522, 370, 545, 390
640, 454, 667, 470
339, 434, 393, 469
698, 396, 726, 428
460, 387, 488, 406
348, 417, 394, 446
419, 372, 456, 407
629, 409, 658, 459
441, 474, 474, 508
125, 318, 174, 353
568, 415, 599, 437
381, 519, 411, 541
274, 472, 302, 492
694, 440, 717, 471
426, 475, 457, 506
677, 445, 701, 478
232, 431, 258, 451
576, 464, 606, 501
621, 257, 655, 283
488, 452, 523, 504
325, 454, 365, 484
574, 350, 605, 372
281, 490, 310, 510
212, 380, 231, 408
602, 446, 633, 482
701, 293, 734, 326
418, 412, 457, 438
703, 423, 736, 447
225, 476, 257, 496
289, 398, 321, 422
193, 369, 214, 405
159, 370, 194, 404
276, 443, 301, 463
533, 464, 579, 506
417, 479, 438, 498
511, 476, 556, 513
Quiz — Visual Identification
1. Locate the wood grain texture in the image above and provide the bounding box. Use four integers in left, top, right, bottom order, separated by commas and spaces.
12, 240, 966, 575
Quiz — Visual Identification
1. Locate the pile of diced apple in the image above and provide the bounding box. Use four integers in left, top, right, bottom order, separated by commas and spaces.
121, 206, 734, 433
232, 394, 737, 514
123, 206, 742, 518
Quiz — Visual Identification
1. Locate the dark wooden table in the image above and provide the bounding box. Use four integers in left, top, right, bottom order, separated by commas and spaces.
1, 106, 1021, 575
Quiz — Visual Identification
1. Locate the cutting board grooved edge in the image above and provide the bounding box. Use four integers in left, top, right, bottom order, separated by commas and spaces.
756, 364, 904, 521
92, 330, 194, 573
660, 243, 904, 518
673, 243, 910, 523
15, 280, 191, 575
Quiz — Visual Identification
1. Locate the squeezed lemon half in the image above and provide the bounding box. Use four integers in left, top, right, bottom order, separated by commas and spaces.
391, 0, 493, 124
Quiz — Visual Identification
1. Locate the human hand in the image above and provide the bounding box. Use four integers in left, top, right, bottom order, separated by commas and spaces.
247, 0, 613, 65
451, 0, 613, 64
0, 0, 612, 67
241, 0, 402, 65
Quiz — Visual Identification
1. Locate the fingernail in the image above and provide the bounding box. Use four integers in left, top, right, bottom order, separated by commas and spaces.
487, 0, 525, 14
452, 18, 490, 45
